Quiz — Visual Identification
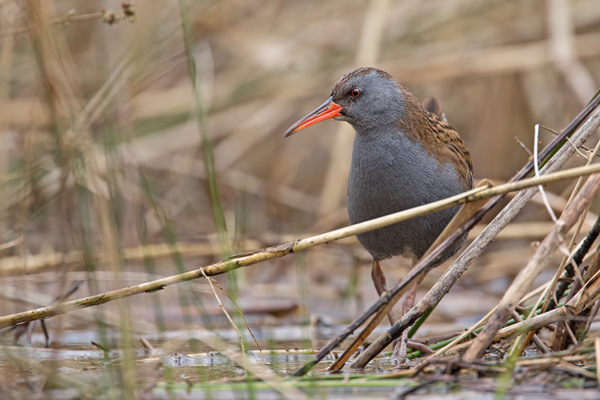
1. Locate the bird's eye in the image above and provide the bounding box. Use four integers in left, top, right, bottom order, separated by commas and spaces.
351, 89, 361, 98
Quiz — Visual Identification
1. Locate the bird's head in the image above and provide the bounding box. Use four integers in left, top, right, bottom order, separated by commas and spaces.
284, 67, 406, 137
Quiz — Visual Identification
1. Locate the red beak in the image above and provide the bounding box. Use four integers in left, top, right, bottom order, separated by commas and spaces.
283, 96, 343, 137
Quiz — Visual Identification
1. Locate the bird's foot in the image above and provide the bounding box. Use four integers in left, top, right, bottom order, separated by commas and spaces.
391, 337, 407, 366
391, 337, 435, 366
350, 340, 373, 360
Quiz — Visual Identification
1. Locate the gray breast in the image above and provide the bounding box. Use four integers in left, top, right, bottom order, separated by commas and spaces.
347, 130, 468, 263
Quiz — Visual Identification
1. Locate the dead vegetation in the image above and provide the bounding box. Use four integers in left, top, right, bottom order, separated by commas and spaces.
1, 0, 600, 399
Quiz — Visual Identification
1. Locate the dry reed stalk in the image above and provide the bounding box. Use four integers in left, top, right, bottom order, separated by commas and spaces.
420, 282, 550, 362
94, 191, 138, 397
463, 172, 600, 363
470, 221, 579, 241
0, 5, 135, 38
547, 0, 597, 106
1, 164, 600, 330
510, 138, 600, 357
0, 270, 210, 292
554, 360, 598, 380
434, 266, 600, 357
0, 23, 15, 271
510, 310, 550, 353
0, 240, 261, 277
0, 281, 156, 333
382, 353, 596, 380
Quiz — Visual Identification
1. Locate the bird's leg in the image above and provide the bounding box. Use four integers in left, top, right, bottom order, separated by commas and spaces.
371, 260, 404, 359
371, 259, 398, 326
391, 283, 419, 365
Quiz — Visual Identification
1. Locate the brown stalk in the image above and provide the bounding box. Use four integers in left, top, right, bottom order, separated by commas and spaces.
462, 173, 600, 363
510, 138, 600, 356
433, 266, 600, 357
510, 310, 550, 353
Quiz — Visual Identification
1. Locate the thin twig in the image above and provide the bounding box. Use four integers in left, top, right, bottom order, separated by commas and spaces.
510, 310, 549, 353
207, 278, 265, 364
534, 124, 558, 223
515, 136, 533, 157
198, 267, 248, 373
564, 322, 579, 346
578, 300, 600, 342
0, 235, 23, 251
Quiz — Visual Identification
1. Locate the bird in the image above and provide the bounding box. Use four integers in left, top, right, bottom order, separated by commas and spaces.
283, 67, 473, 364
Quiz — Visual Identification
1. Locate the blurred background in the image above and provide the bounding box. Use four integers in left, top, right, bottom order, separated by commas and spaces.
0, 0, 600, 394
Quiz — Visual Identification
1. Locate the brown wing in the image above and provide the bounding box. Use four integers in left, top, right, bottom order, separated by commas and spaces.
422, 97, 445, 121
425, 110, 473, 189
395, 85, 473, 190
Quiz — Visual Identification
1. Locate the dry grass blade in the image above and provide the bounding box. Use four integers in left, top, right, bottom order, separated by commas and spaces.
199, 269, 265, 365
0, 235, 22, 251
198, 267, 249, 372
